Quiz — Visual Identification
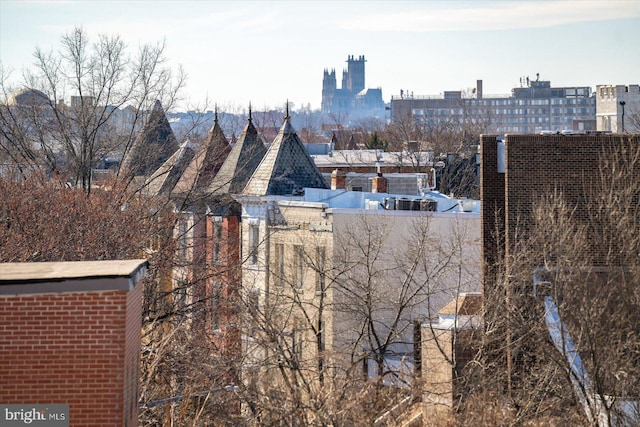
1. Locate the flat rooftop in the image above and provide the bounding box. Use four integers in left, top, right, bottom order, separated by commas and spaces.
0, 259, 148, 282
0, 260, 148, 294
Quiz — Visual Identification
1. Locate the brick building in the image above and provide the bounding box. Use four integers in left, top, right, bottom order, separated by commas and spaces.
421, 293, 482, 424
144, 108, 267, 385
480, 133, 640, 422
481, 133, 640, 295
0, 260, 148, 427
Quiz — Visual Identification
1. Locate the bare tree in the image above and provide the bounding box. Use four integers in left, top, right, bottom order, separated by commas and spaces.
0, 27, 185, 192
230, 203, 482, 426
465, 138, 640, 426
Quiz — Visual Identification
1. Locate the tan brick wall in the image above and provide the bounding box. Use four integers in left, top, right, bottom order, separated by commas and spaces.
421, 325, 481, 426
422, 327, 454, 408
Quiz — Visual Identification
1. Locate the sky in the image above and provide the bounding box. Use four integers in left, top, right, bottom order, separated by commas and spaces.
1, 0, 639, 111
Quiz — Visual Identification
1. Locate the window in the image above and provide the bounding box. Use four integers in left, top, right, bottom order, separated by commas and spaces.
249, 224, 259, 265
247, 289, 260, 316
294, 245, 304, 290
274, 243, 285, 287
178, 218, 188, 259
212, 217, 223, 264
291, 323, 303, 369
211, 284, 221, 330
315, 247, 326, 295
175, 278, 189, 310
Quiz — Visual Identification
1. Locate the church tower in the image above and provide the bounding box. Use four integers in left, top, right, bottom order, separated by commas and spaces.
321, 55, 372, 115
345, 55, 366, 94
321, 68, 336, 114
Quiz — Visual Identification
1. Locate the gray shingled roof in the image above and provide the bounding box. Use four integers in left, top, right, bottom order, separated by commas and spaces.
173, 114, 231, 196
207, 114, 267, 196
242, 116, 329, 196
144, 137, 197, 196
120, 100, 179, 178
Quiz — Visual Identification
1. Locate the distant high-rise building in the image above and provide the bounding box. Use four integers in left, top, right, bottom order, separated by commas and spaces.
321, 55, 385, 118
391, 77, 597, 134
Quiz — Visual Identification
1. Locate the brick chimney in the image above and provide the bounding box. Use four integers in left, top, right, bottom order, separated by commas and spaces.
371, 173, 387, 193
331, 169, 346, 190
0, 260, 148, 426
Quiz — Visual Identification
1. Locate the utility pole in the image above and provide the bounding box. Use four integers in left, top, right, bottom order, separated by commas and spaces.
619, 100, 626, 133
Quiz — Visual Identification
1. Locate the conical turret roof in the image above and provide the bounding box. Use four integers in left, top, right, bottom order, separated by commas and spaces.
208, 109, 267, 197
144, 137, 197, 197
121, 100, 179, 178
173, 111, 232, 195
242, 112, 328, 196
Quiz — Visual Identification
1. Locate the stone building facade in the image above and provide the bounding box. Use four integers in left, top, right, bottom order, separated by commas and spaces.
596, 84, 640, 133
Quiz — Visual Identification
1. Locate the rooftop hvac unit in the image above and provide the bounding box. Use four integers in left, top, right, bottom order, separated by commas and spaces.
397, 198, 412, 210
420, 199, 437, 211
460, 200, 475, 212
384, 197, 396, 210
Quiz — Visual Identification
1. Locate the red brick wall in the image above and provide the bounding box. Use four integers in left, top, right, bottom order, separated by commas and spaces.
124, 284, 143, 427
482, 134, 640, 284
371, 174, 388, 193
0, 288, 141, 426
480, 135, 505, 303
480, 133, 640, 395
503, 134, 640, 266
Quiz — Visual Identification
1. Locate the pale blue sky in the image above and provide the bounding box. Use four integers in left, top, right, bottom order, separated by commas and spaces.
1, 0, 639, 111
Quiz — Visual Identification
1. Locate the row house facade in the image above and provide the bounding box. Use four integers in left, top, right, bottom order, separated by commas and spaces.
236, 115, 481, 386
142, 103, 482, 421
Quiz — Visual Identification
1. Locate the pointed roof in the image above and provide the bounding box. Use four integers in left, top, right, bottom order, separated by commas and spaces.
330, 132, 338, 146
121, 100, 179, 178
347, 134, 358, 150
242, 115, 328, 196
144, 137, 197, 197
207, 110, 267, 197
173, 110, 231, 195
